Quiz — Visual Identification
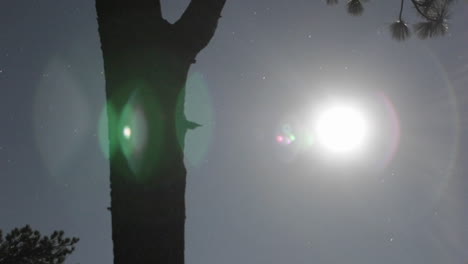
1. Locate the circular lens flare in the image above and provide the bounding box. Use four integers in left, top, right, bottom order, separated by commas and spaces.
315, 104, 368, 154
276, 135, 285, 143
275, 123, 297, 146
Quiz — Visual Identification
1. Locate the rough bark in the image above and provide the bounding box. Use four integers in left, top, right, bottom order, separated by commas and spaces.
95, 0, 226, 263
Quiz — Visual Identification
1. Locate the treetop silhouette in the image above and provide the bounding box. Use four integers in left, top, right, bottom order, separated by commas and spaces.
0, 225, 78, 264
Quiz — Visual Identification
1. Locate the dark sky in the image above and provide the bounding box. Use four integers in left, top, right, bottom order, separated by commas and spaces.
1, 1, 468, 263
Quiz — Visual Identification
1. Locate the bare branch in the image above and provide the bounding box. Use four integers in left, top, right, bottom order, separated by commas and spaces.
173, 0, 227, 58
399, 0, 405, 20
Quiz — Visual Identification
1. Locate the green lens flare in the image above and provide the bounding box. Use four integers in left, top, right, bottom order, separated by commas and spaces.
118, 89, 159, 181
177, 72, 215, 167
99, 80, 164, 183
98, 102, 117, 160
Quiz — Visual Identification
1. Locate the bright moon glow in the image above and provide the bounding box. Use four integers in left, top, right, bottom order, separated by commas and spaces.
123, 126, 132, 139
315, 104, 368, 154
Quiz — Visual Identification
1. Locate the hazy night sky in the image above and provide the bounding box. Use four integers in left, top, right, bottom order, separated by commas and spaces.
1, 1, 468, 263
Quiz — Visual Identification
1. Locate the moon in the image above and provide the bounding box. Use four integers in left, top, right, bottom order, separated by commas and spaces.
314, 103, 369, 155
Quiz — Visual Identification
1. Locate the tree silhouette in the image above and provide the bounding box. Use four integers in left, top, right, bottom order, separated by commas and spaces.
95, 1, 455, 264
327, 0, 454, 41
0, 225, 78, 264
96, 1, 226, 263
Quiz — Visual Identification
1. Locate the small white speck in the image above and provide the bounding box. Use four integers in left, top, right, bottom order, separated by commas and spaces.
123, 126, 132, 138
262, 76, 266, 80
308, 35, 312, 39
344, 66, 348, 70
389, 237, 394, 242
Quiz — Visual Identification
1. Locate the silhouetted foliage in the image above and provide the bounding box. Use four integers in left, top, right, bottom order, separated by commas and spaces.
327, 0, 455, 41
347, 0, 364, 16
0, 225, 79, 264
390, 20, 411, 41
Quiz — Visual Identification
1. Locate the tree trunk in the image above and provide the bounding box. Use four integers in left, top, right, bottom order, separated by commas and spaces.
95, 1, 226, 263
